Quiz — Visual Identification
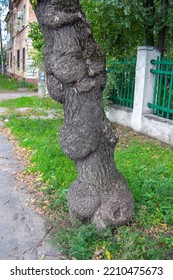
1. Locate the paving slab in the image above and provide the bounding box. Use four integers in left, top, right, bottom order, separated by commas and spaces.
0, 108, 7, 114
0, 130, 63, 260
0, 92, 37, 101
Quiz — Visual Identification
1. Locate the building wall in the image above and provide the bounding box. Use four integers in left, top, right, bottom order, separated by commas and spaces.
6, 0, 38, 83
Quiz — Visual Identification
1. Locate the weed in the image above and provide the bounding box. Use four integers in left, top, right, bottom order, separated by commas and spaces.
51, 221, 116, 260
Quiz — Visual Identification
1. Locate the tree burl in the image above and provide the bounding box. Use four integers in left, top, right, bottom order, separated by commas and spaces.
34, 0, 134, 229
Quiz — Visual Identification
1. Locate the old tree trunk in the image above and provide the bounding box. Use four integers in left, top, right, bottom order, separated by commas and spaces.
34, 0, 134, 229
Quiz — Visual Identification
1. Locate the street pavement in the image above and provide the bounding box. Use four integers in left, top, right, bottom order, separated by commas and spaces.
0, 92, 63, 260
0, 91, 37, 101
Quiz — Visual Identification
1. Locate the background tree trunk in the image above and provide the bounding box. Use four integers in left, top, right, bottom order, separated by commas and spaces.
34, 0, 134, 229
157, 0, 169, 57
143, 0, 155, 46
158, 26, 167, 58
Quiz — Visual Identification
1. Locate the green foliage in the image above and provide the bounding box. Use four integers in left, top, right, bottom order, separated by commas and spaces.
27, 0, 173, 65
28, 22, 44, 69
29, 22, 44, 52
80, 0, 144, 58
30, 0, 38, 9
80, 0, 173, 57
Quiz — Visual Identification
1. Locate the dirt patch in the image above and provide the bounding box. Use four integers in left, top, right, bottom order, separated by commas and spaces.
113, 123, 167, 148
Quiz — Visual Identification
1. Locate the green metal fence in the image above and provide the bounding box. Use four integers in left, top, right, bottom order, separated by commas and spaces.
107, 58, 136, 109
149, 57, 173, 120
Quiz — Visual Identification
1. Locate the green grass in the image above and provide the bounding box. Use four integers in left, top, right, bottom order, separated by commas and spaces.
115, 141, 173, 226
0, 96, 63, 110
5, 116, 76, 211
1, 96, 173, 260
0, 74, 37, 92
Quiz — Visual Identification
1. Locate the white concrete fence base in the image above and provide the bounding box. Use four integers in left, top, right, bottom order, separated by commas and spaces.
106, 46, 173, 146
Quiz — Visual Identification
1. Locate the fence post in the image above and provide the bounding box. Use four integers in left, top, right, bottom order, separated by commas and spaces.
38, 69, 49, 98
131, 46, 161, 131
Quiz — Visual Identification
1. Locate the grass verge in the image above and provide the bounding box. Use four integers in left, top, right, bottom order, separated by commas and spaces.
0, 96, 62, 110
1, 96, 173, 260
0, 74, 37, 92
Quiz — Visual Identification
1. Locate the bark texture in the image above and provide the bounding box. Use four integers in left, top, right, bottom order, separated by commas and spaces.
35, 0, 134, 229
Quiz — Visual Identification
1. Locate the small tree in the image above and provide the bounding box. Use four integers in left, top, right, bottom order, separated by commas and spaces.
28, 21, 44, 70
31, 0, 134, 230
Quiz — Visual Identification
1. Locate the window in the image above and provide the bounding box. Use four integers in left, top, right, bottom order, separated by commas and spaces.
17, 50, 20, 69
17, 11, 21, 31
10, 52, 12, 68
22, 48, 25, 71
7, 22, 12, 40
9, 22, 12, 39
22, 5, 26, 27
7, 54, 9, 67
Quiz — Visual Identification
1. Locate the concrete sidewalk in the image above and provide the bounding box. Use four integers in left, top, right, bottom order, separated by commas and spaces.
0, 128, 63, 260
0, 91, 37, 101
0, 92, 63, 259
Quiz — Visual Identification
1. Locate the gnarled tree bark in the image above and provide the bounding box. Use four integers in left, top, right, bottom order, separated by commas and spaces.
34, 0, 134, 229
